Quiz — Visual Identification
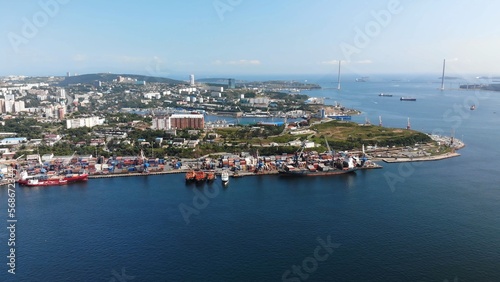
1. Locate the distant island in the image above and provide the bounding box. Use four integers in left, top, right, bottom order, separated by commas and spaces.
197, 78, 321, 90
459, 83, 500, 91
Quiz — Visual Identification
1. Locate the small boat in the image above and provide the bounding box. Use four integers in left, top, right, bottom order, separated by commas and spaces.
379, 93, 393, 97
185, 170, 196, 182
470, 105, 476, 110
25, 178, 68, 187
221, 170, 229, 186
400, 97, 416, 101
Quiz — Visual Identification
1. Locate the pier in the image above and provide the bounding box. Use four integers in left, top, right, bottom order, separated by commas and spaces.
88, 170, 183, 179
381, 152, 460, 163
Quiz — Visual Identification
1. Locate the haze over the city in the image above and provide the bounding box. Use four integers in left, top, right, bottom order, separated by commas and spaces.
2, 0, 500, 78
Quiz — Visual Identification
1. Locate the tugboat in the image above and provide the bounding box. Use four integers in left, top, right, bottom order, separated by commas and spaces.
206, 171, 216, 182
195, 170, 206, 183
185, 170, 196, 183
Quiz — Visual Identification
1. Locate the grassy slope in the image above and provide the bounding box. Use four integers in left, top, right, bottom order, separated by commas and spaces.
214, 120, 432, 152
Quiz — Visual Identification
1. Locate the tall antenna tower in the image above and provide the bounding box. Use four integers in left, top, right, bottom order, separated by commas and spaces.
440, 59, 446, 91
337, 60, 341, 90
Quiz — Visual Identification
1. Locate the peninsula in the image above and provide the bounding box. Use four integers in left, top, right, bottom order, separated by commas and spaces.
0, 73, 463, 181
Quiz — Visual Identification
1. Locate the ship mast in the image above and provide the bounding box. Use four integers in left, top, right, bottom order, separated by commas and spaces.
440, 59, 446, 91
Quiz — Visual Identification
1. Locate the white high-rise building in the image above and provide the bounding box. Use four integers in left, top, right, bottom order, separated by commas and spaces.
66, 116, 105, 129
189, 74, 195, 86
151, 116, 170, 130
4, 94, 15, 113
58, 88, 66, 99
13, 101, 25, 112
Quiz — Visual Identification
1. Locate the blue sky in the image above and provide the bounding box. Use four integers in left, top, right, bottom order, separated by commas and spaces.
2, 0, 500, 78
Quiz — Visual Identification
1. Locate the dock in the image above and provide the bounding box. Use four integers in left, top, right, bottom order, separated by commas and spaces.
88, 170, 183, 179
382, 152, 460, 163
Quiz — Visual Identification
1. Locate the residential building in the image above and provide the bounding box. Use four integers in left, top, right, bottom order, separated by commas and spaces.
169, 113, 204, 129
66, 116, 105, 129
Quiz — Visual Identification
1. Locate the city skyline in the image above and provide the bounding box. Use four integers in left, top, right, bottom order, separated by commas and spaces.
2, 0, 500, 78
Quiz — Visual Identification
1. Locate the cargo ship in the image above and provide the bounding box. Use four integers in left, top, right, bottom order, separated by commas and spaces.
278, 165, 356, 176
379, 93, 393, 97
24, 178, 68, 187
400, 97, 417, 101
278, 139, 358, 177
63, 173, 88, 183
18, 171, 87, 186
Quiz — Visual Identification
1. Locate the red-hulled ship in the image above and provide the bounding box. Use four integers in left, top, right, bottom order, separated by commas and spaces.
185, 170, 196, 182
18, 171, 88, 186
206, 171, 216, 182
24, 178, 68, 187
195, 170, 206, 182
63, 173, 89, 183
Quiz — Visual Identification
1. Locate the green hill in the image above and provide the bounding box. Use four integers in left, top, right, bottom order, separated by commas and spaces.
59, 73, 183, 86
